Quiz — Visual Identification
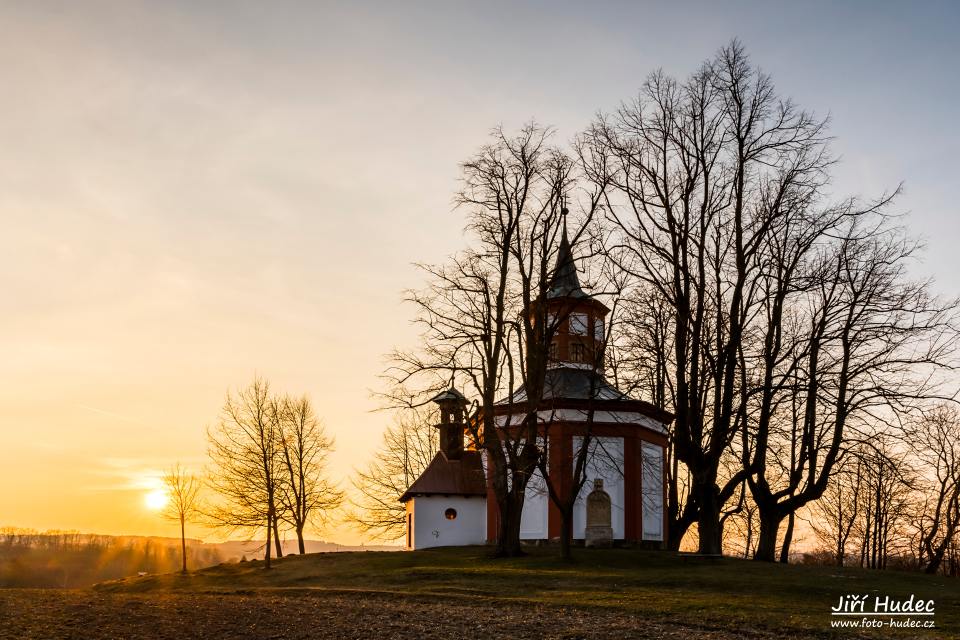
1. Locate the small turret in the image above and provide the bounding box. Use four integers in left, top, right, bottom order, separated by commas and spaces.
430, 386, 467, 459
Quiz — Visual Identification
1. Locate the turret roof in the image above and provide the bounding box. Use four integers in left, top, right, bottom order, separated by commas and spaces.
430, 386, 467, 404
546, 222, 588, 300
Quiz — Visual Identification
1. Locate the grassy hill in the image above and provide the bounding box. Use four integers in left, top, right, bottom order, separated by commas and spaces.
95, 547, 960, 638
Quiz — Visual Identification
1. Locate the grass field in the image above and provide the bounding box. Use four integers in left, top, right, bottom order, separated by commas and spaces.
3, 547, 958, 638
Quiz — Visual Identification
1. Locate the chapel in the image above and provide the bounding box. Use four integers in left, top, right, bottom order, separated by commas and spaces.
400, 223, 673, 549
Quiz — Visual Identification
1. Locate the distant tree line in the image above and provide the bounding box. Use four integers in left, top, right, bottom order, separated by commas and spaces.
796, 405, 960, 575
0, 529, 223, 588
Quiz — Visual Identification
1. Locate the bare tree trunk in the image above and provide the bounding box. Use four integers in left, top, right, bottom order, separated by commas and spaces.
272, 510, 283, 558
693, 471, 723, 555
925, 545, 946, 574
754, 511, 781, 562
495, 489, 525, 557
264, 515, 272, 570
560, 513, 573, 562
180, 517, 187, 573
862, 505, 871, 568
779, 512, 795, 563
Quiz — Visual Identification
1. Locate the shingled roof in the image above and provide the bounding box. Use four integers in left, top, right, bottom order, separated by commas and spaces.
399, 450, 486, 503
430, 387, 467, 404
546, 223, 588, 300
498, 366, 630, 404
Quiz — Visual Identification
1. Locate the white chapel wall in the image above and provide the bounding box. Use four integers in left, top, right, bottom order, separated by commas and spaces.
519, 465, 549, 539
410, 495, 487, 550
641, 441, 665, 541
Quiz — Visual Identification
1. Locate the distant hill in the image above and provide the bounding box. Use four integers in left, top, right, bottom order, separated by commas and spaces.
209, 539, 399, 561
0, 529, 399, 588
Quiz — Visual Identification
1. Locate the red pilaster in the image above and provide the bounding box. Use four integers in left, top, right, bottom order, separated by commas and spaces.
623, 435, 639, 540
547, 425, 571, 539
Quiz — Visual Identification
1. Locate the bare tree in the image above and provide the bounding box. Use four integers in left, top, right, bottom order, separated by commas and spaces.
591, 41, 807, 553
161, 463, 201, 573
276, 395, 344, 554
718, 482, 760, 559
910, 404, 960, 574
591, 40, 957, 556
853, 440, 914, 570
350, 408, 437, 540
206, 377, 283, 568
390, 124, 598, 556
746, 207, 954, 562
808, 455, 864, 566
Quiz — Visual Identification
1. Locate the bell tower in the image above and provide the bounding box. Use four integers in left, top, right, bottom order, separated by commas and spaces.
430, 386, 468, 459
543, 211, 609, 370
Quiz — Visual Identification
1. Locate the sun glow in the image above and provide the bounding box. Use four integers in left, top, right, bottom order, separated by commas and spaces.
144, 489, 168, 511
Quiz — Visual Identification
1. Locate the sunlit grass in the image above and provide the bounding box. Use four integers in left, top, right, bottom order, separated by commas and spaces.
98, 546, 960, 637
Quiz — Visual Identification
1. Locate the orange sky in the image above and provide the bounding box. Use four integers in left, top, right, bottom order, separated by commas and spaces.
1, 1, 958, 545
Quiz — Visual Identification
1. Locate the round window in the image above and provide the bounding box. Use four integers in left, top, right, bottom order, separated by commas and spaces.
444, 508, 457, 520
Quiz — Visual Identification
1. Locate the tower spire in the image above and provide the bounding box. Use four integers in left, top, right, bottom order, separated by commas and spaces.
547, 204, 587, 299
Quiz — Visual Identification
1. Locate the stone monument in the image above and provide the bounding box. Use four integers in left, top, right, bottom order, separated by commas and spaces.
584, 478, 614, 547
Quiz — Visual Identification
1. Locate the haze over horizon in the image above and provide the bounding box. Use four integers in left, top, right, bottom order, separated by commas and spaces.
2, 0, 958, 545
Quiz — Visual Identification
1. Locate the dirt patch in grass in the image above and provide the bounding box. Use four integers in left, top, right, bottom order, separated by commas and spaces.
0, 589, 796, 640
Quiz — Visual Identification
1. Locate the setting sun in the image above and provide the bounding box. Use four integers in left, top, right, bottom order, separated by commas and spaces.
144, 490, 168, 512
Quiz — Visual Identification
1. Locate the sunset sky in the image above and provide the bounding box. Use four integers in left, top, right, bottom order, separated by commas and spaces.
2, 1, 958, 545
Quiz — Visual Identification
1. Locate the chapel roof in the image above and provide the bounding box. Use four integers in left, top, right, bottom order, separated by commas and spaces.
399, 450, 486, 503
498, 366, 628, 404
